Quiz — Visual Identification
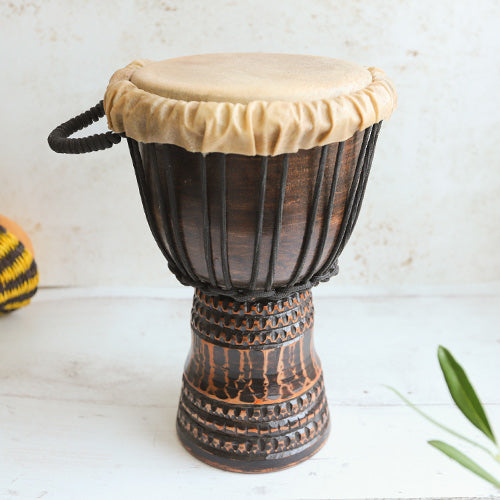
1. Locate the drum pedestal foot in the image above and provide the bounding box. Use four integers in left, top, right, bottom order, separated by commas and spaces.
176, 288, 330, 473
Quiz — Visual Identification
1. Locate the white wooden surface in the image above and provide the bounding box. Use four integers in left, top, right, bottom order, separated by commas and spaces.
1, 287, 499, 500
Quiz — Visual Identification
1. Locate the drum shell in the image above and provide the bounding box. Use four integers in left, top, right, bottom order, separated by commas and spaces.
131, 124, 380, 299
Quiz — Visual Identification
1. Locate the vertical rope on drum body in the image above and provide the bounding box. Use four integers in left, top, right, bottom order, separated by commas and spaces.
149, 144, 186, 276
303, 141, 344, 283
288, 145, 328, 287
335, 125, 377, 258
316, 126, 372, 278
265, 154, 289, 291
219, 154, 232, 290
165, 150, 198, 282
127, 139, 181, 276
341, 122, 382, 250
131, 122, 381, 302
200, 155, 217, 287
249, 157, 268, 291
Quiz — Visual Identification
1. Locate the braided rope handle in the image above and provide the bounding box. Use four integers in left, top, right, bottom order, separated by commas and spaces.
48, 101, 122, 154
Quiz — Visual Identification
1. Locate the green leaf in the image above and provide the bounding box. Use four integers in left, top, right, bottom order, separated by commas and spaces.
438, 346, 496, 444
428, 440, 500, 489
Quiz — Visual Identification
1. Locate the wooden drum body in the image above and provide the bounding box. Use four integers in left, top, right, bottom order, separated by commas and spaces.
127, 123, 381, 472
48, 51, 395, 474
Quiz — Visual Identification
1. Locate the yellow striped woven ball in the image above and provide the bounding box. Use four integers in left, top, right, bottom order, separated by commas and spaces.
0, 216, 39, 314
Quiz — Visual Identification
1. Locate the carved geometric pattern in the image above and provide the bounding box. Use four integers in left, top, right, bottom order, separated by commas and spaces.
181, 375, 325, 422
177, 288, 330, 471
192, 289, 313, 347
195, 289, 312, 315
177, 376, 329, 458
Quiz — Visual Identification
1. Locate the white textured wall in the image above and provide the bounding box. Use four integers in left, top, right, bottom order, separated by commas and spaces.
1, 0, 499, 288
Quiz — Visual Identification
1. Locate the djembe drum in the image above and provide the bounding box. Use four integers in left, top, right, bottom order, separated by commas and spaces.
48, 53, 396, 473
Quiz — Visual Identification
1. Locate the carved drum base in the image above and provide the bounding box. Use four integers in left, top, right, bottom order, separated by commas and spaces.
176, 289, 330, 473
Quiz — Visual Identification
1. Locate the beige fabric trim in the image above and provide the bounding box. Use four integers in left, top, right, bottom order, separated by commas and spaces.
104, 59, 397, 156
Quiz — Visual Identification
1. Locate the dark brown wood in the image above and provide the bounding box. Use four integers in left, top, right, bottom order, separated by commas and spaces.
48, 104, 382, 472
138, 129, 366, 294
127, 124, 382, 472
176, 289, 329, 473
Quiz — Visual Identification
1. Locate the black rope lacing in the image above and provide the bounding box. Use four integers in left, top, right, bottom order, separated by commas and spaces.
48, 102, 382, 303
128, 122, 382, 303
48, 101, 122, 154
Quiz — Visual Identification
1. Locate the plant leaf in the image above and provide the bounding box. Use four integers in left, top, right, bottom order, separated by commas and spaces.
428, 440, 500, 488
438, 346, 496, 444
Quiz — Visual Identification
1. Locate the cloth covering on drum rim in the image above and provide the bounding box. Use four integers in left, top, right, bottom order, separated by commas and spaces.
104, 54, 396, 156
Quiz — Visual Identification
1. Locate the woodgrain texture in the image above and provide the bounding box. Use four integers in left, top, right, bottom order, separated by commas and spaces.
126, 125, 381, 471
176, 289, 329, 472
132, 125, 379, 300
